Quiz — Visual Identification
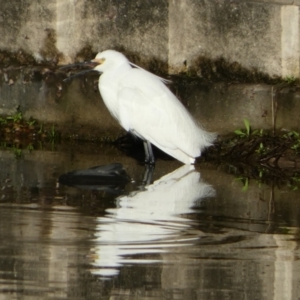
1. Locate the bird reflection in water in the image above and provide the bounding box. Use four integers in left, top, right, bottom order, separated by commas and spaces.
89, 165, 215, 277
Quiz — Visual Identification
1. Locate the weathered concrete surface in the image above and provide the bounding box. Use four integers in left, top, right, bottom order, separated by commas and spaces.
169, 0, 299, 78
0, 0, 300, 78
0, 67, 122, 138
177, 81, 274, 133
276, 86, 300, 130
0, 0, 169, 68
171, 79, 300, 134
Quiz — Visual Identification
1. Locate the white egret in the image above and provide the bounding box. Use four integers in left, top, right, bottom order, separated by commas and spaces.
65, 50, 215, 164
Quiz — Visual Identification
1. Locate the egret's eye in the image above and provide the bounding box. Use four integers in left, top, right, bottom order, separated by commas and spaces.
92, 58, 105, 65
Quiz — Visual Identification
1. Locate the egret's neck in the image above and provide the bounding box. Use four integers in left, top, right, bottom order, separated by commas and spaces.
99, 62, 132, 96
98, 62, 132, 120
101, 62, 132, 82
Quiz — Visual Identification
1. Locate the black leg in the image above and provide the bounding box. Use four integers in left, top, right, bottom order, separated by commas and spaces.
142, 164, 155, 186
143, 140, 155, 165
143, 140, 149, 162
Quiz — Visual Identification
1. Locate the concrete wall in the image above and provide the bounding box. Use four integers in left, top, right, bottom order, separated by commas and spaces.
0, 0, 299, 78
1, 66, 300, 138
169, 0, 300, 78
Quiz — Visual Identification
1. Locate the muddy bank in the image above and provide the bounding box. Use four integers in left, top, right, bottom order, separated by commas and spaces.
201, 133, 300, 188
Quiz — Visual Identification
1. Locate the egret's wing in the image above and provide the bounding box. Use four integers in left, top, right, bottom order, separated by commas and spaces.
117, 68, 197, 152
118, 89, 176, 149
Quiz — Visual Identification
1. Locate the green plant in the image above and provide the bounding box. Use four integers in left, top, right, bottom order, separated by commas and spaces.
236, 177, 249, 191
284, 76, 296, 84
0, 117, 7, 125
38, 124, 43, 134
283, 131, 300, 152
13, 147, 22, 158
255, 129, 264, 137
291, 143, 300, 152
255, 142, 265, 154
6, 112, 23, 122
27, 119, 36, 126
288, 175, 300, 190
47, 124, 57, 141
234, 119, 264, 138
284, 130, 300, 139
27, 144, 34, 151
234, 119, 251, 138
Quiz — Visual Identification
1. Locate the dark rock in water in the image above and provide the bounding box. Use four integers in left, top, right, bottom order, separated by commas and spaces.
59, 163, 131, 192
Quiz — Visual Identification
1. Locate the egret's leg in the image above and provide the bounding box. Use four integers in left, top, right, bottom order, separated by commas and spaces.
143, 140, 155, 165
147, 141, 155, 164
142, 164, 155, 186
143, 140, 151, 163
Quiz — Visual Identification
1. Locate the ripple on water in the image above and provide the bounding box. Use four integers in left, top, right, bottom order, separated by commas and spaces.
0, 150, 300, 299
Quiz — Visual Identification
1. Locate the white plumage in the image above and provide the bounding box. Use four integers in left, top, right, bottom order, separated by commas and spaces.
91, 50, 215, 164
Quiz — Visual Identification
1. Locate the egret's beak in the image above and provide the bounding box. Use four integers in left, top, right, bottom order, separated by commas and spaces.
60, 60, 101, 82
60, 60, 99, 70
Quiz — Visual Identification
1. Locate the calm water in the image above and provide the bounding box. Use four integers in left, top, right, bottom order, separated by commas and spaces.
0, 144, 299, 300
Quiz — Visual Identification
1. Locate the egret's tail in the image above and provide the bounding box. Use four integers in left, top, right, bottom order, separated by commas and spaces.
198, 130, 217, 151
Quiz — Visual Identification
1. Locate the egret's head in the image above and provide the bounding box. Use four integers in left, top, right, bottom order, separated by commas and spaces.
92, 50, 129, 73
61, 50, 129, 82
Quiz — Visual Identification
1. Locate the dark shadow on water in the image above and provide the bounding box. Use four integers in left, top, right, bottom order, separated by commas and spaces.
113, 133, 174, 164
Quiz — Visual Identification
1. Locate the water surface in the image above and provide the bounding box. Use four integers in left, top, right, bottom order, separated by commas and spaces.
0, 145, 299, 299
